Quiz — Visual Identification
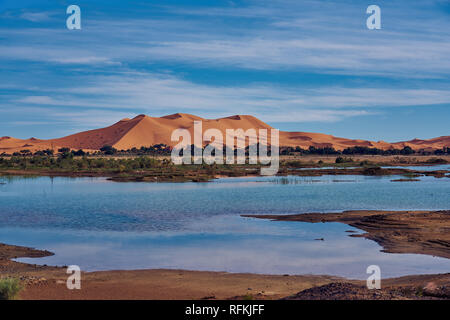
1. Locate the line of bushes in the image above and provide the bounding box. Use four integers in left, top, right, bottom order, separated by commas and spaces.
280, 146, 450, 156
0, 155, 165, 172
1, 145, 449, 158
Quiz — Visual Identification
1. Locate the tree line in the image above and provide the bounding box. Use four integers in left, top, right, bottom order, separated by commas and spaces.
1, 144, 449, 157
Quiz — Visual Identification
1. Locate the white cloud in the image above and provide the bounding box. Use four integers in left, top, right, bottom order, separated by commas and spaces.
19, 11, 53, 22
261, 109, 374, 123
1, 0, 449, 135
17, 96, 56, 105
1, 1, 450, 76
7, 72, 450, 125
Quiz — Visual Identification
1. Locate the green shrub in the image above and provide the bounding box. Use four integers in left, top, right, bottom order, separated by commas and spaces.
0, 278, 22, 300
335, 156, 353, 164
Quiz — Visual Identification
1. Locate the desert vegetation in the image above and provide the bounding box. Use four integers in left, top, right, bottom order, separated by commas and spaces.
0, 278, 22, 300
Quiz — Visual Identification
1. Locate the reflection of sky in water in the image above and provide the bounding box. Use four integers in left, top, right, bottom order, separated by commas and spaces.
0, 173, 449, 232
0, 168, 449, 279
6, 218, 450, 279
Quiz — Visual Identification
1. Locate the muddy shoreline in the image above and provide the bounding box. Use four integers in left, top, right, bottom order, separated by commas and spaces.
243, 210, 450, 259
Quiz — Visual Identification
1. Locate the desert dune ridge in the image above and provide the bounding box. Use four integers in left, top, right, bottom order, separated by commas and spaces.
0, 113, 449, 153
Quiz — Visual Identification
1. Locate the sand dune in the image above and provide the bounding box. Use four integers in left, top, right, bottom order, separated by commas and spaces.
392, 136, 450, 150
0, 113, 448, 153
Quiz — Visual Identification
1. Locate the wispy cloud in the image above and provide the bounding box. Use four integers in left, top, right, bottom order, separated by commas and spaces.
0, 0, 449, 139
1, 1, 450, 76
5, 72, 450, 127
17, 96, 57, 105
19, 11, 53, 22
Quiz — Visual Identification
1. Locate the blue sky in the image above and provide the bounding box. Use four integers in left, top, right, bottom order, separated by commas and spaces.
0, 0, 449, 141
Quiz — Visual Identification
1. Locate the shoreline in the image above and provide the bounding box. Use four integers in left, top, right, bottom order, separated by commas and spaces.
1, 155, 448, 182
0, 165, 448, 182
243, 210, 450, 259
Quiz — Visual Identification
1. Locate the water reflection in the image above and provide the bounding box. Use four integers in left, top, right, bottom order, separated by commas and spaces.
0, 167, 448, 278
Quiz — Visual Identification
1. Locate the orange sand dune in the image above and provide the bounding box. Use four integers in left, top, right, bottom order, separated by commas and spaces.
0, 113, 448, 153
392, 136, 450, 150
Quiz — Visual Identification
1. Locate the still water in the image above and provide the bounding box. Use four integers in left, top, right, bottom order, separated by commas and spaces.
0, 169, 449, 279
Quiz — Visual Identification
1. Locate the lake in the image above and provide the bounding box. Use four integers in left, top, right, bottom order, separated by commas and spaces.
0, 168, 449, 279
